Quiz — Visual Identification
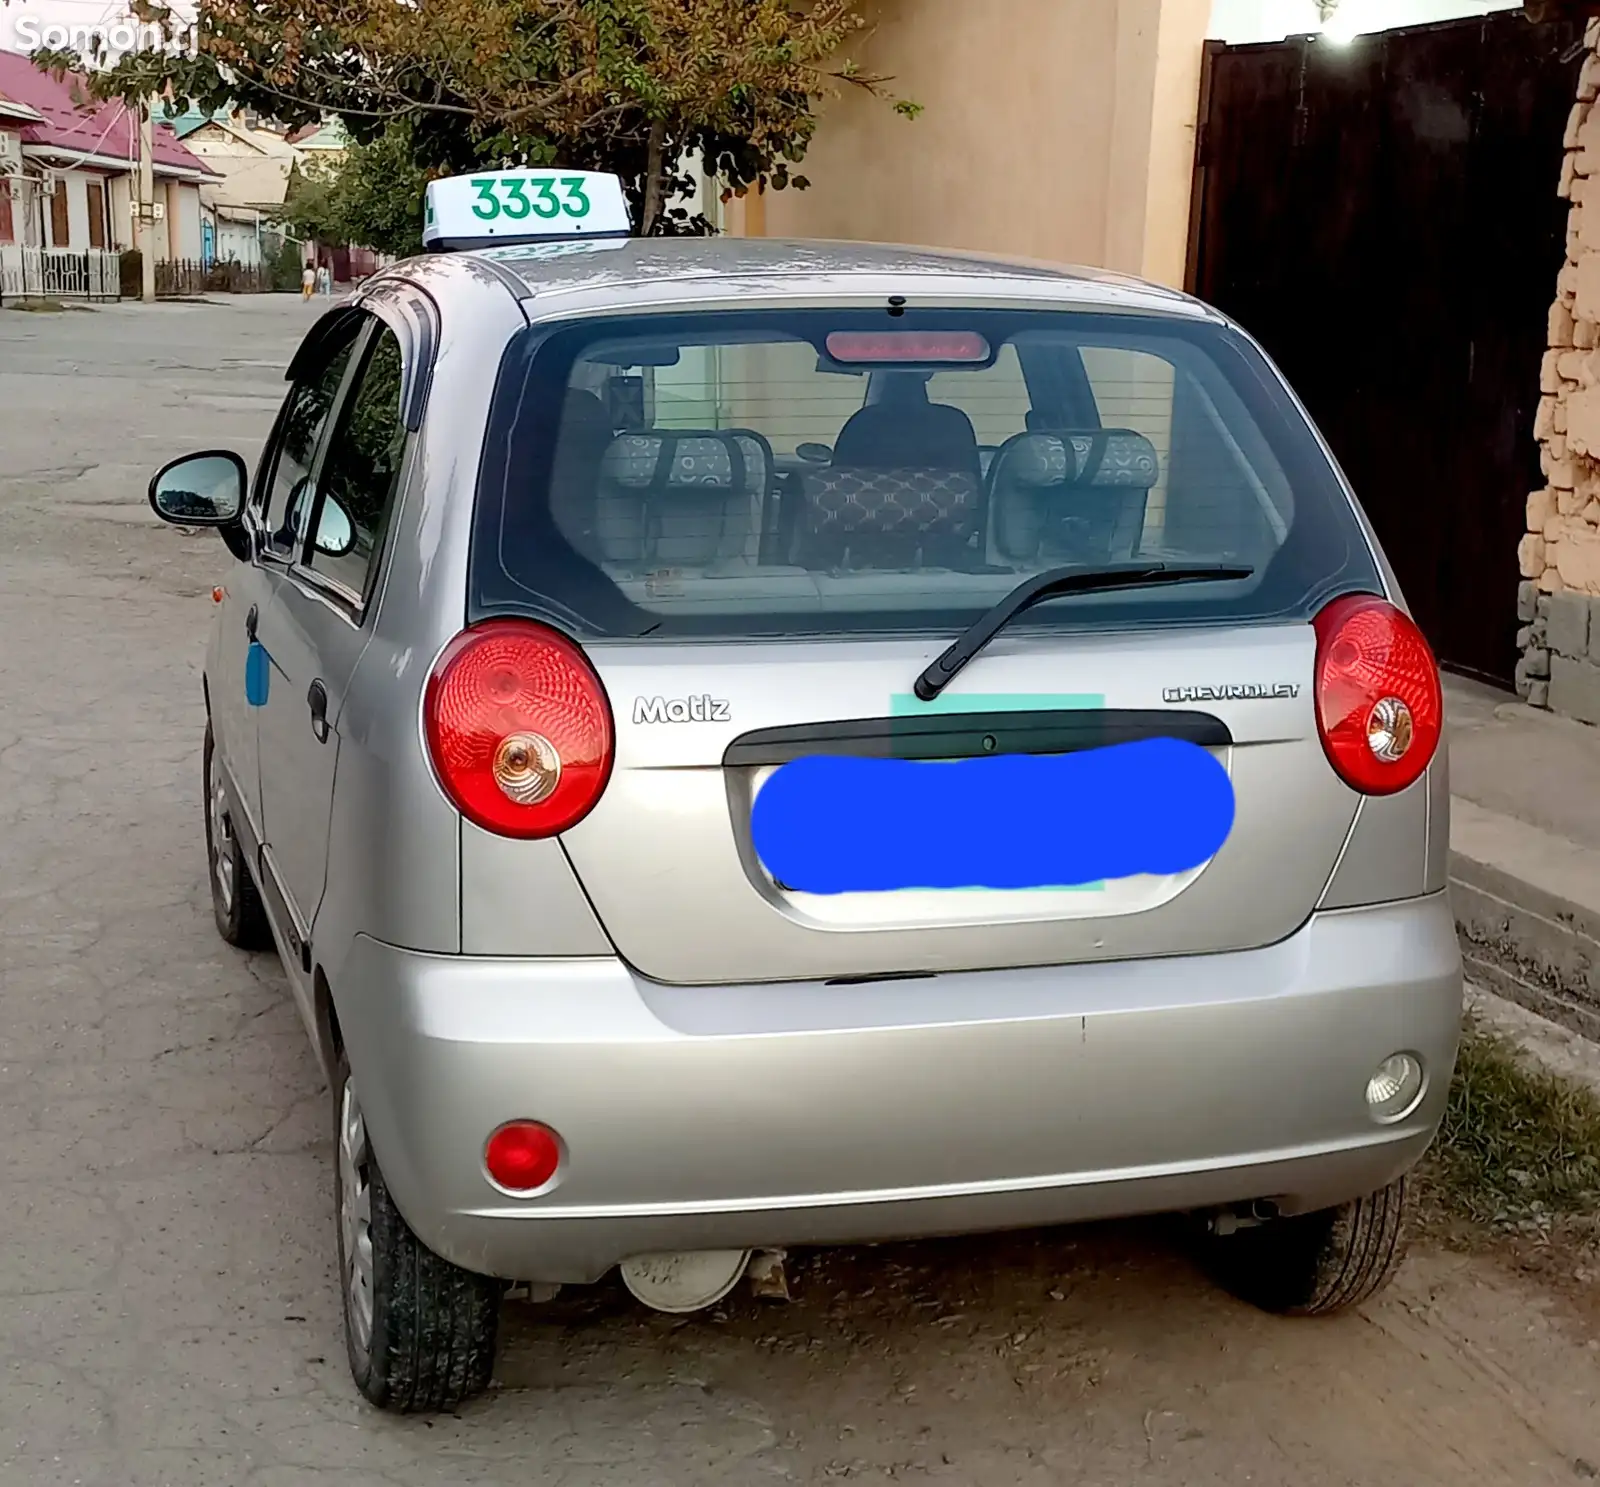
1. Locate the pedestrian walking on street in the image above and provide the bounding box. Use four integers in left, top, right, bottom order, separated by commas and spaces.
301, 263, 315, 301
317, 263, 332, 297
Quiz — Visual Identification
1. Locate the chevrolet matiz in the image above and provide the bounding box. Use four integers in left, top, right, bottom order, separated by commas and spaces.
147, 169, 1462, 1413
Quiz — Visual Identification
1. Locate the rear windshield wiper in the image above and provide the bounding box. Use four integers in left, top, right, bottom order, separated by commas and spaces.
914, 563, 1255, 701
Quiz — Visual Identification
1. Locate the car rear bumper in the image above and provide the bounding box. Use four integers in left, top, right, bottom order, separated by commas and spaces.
335, 893, 1463, 1284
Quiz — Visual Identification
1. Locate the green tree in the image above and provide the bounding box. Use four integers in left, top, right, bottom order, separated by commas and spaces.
268, 234, 306, 291
323, 126, 433, 258
276, 123, 431, 259
34, 0, 916, 243
277, 163, 340, 253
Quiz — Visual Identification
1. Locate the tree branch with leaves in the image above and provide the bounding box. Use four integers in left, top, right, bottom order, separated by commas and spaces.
24, 0, 917, 246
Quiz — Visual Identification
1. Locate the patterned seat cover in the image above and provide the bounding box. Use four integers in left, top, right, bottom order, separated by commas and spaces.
989, 429, 1160, 565
591, 429, 771, 573
795, 466, 982, 570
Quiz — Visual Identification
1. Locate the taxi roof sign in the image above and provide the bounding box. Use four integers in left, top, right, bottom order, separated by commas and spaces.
422, 169, 631, 252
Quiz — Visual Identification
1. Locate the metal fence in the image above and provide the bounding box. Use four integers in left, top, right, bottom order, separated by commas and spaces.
154, 258, 273, 297
0, 245, 121, 303
0, 246, 277, 303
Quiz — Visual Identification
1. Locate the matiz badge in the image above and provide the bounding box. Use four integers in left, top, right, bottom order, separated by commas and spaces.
633, 695, 732, 724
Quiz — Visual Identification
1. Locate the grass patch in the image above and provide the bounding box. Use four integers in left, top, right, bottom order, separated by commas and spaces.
1424, 1017, 1600, 1246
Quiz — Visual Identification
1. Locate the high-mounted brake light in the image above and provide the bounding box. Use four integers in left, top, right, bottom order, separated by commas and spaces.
1312, 594, 1442, 796
824, 330, 990, 365
424, 620, 614, 838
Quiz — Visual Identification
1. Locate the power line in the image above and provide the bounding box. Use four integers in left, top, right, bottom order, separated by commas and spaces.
33, 99, 130, 167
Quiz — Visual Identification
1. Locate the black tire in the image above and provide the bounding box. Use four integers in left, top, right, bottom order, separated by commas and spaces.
1205, 1177, 1410, 1316
203, 722, 272, 950
333, 1049, 502, 1413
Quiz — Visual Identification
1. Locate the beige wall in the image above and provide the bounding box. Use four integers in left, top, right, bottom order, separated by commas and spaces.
177, 182, 203, 261
165, 180, 184, 258
758, 0, 1211, 286
108, 175, 131, 251
149, 182, 172, 260
153, 179, 205, 260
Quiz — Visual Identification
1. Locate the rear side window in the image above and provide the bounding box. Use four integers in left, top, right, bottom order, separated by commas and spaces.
471, 309, 1378, 640
261, 325, 362, 560
308, 326, 408, 602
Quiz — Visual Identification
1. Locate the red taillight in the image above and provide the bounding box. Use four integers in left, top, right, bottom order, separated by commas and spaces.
1312, 594, 1442, 796
484, 1121, 562, 1192
424, 620, 614, 838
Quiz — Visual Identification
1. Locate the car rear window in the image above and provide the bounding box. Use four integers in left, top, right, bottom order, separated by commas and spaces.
469, 308, 1381, 639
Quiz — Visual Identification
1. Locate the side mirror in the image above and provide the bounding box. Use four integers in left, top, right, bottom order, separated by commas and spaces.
284, 475, 315, 545
796, 442, 833, 464
313, 495, 356, 558
149, 451, 247, 527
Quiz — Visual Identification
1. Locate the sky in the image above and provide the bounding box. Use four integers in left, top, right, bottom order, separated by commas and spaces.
0, 0, 195, 59
0, 0, 1533, 66
1208, 0, 1519, 43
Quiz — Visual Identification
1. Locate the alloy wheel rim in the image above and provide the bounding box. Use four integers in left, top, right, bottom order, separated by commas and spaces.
338, 1078, 375, 1363
208, 754, 236, 912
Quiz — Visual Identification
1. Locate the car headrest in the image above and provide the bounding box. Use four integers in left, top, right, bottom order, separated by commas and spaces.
600, 431, 767, 494
831, 401, 981, 476
591, 430, 769, 571
551, 390, 614, 474
1003, 430, 1161, 490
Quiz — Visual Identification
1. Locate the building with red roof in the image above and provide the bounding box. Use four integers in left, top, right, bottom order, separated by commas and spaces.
0, 47, 218, 260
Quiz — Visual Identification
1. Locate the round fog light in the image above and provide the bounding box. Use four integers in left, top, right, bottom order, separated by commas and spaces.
1365, 1053, 1424, 1123
484, 1121, 562, 1193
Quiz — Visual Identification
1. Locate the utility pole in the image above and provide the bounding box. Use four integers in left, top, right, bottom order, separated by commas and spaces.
137, 102, 155, 303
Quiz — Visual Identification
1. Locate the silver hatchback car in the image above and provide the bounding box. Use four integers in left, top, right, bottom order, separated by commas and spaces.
149, 171, 1462, 1414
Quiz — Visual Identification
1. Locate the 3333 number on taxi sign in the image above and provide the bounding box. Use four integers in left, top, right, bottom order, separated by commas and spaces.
469, 175, 591, 222
422, 169, 631, 248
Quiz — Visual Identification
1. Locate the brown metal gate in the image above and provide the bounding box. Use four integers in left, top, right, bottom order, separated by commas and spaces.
1187, 13, 1585, 686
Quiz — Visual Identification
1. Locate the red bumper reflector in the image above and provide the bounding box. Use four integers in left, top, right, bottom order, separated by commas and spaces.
484, 1121, 562, 1192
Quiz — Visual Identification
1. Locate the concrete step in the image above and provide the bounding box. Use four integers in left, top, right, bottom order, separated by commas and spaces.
1466, 982, 1600, 1099
1450, 796, 1600, 1043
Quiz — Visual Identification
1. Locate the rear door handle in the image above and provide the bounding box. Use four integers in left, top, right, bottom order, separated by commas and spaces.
245, 604, 258, 642
307, 680, 330, 744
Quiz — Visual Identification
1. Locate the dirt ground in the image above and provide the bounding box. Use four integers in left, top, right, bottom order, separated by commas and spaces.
482, 1228, 1600, 1487
1, 295, 1597, 1486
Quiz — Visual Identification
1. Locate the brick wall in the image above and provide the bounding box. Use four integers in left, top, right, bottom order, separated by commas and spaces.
1526, 589, 1600, 721
1525, 16, 1600, 719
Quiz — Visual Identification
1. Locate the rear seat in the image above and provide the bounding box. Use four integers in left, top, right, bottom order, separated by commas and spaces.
988, 429, 1160, 566
590, 429, 771, 574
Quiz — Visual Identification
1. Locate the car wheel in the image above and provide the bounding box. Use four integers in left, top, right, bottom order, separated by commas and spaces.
203, 722, 271, 950
333, 1049, 502, 1413
1205, 1176, 1410, 1316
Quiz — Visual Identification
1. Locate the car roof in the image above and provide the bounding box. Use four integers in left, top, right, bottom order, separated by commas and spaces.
385, 236, 1222, 324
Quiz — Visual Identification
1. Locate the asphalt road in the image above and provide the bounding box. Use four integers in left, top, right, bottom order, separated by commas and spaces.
3, 294, 1599, 1487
